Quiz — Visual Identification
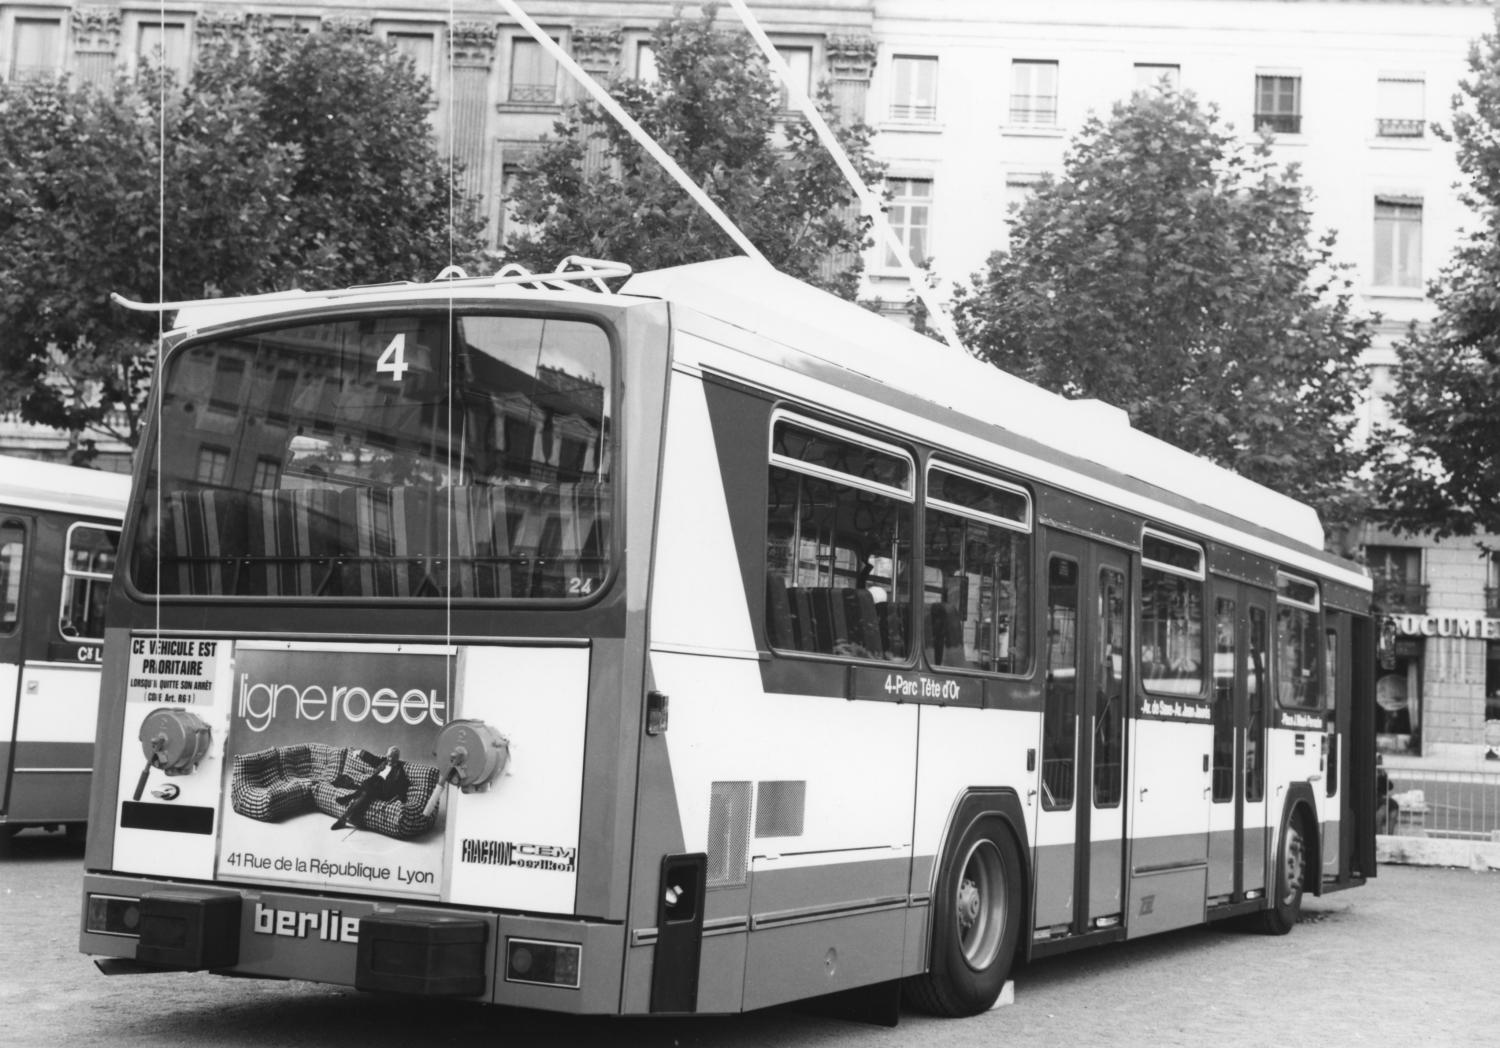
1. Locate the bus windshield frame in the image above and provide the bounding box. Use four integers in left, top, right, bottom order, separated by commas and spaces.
127, 305, 618, 605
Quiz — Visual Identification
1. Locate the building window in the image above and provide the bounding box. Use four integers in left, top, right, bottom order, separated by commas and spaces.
884, 177, 932, 267
1374, 197, 1423, 288
774, 44, 813, 108
890, 55, 938, 121
1134, 63, 1179, 92
1368, 546, 1425, 613
1377, 76, 1425, 138
387, 30, 438, 89
1010, 60, 1059, 125
635, 40, 657, 82
196, 445, 230, 487
1003, 174, 1043, 241
508, 37, 559, 104
251, 457, 282, 490
8, 16, 63, 80
1254, 73, 1301, 134
136, 21, 191, 80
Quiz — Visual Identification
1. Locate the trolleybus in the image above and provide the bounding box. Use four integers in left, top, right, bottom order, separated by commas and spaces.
79, 258, 1377, 1019
2, 456, 128, 844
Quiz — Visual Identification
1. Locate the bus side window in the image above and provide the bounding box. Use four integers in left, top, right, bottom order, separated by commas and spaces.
60, 523, 119, 641
0, 522, 24, 632
923, 464, 1032, 676
764, 417, 913, 661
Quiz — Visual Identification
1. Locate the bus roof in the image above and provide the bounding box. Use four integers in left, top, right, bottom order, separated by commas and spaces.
621, 257, 1332, 557
156, 256, 1346, 573
1, 455, 130, 519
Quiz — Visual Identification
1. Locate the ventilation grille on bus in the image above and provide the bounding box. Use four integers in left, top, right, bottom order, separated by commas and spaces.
706, 781, 751, 887
755, 780, 806, 838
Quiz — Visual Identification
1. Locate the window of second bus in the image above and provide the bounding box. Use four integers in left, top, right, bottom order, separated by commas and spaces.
1140, 530, 1206, 696
1, 521, 23, 633
60, 523, 119, 641
1276, 572, 1322, 709
923, 463, 1032, 675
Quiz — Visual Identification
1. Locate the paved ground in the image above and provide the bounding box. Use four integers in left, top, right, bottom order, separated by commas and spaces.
2, 829, 1496, 1048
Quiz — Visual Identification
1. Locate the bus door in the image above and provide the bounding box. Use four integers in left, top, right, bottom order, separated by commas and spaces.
1126, 531, 1212, 938
0, 516, 29, 819
1206, 582, 1272, 902
1323, 611, 1352, 883
1033, 534, 1130, 936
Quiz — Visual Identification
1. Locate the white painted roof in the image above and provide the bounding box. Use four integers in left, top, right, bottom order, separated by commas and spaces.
623, 257, 1328, 554
1, 455, 130, 519
149, 256, 1339, 567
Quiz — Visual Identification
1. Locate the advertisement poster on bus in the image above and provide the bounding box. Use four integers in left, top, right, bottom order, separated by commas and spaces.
216, 642, 455, 901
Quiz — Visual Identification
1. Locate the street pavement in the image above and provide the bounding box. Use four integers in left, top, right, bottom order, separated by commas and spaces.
1, 829, 1497, 1048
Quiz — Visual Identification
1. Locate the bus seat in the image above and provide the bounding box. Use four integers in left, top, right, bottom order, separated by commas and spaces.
162, 489, 247, 595
877, 601, 908, 659
840, 588, 884, 659
785, 586, 816, 651
927, 602, 961, 666
245, 488, 346, 596
766, 573, 794, 649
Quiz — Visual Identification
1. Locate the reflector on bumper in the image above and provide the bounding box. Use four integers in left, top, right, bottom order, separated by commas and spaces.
136, 890, 241, 969
355, 914, 489, 997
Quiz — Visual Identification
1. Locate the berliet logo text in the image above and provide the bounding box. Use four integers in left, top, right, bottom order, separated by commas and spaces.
461, 838, 578, 872
237, 673, 448, 733
252, 902, 360, 943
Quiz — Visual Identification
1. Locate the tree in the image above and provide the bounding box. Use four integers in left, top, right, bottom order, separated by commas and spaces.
952, 88, 1373, 534
0, 26, 489, 460
503, 5, 879, 299
1370, 12, 1500, 539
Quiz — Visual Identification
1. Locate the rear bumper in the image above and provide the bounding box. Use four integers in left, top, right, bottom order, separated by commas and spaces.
79, 872, 625, 1012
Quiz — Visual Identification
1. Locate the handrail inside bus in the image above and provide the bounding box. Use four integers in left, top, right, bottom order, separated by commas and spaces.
107, 256, 633, 315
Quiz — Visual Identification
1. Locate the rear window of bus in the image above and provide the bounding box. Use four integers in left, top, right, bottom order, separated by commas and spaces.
130, 311, 613, 601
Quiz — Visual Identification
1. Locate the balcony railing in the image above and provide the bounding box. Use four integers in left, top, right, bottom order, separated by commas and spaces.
507, 82, 557, 104
1254, 112, 1301, 135
1372, 577, 1429, 614
1377, 117, 1426, 138
1009, 101, 1058, 126
890, 103, 937, 122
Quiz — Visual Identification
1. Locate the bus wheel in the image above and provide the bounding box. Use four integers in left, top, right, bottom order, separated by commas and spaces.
1254, 810, 1307, 936
905, 816, 1021, 1017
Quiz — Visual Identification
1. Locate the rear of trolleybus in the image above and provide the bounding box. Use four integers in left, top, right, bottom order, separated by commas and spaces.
1, 458, 126, 844
79, 269, 683, 1010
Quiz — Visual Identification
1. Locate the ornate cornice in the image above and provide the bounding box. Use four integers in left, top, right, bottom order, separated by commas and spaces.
450, 20, 498, 68
70, 5, 120, 55
195, 11, 251, 46
827, 35, 877, 80
571, 24, 623, 75
322, 16, 373, 37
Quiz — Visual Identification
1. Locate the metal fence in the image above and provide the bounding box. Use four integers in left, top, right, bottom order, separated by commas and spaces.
1382, 768, 1500, 841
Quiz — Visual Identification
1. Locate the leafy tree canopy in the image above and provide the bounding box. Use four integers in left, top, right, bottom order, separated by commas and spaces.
0, 26, 489, 458
953, 88, 1373, 534
503, 4, 880, 299
1371, 11, 1500, 539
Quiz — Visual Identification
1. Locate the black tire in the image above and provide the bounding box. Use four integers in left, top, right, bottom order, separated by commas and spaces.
904, 815, 1022, 1016
1254, 809, 1307, 936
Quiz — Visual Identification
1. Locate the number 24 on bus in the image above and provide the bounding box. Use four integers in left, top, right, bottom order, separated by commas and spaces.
80, 258, 1380, 1023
